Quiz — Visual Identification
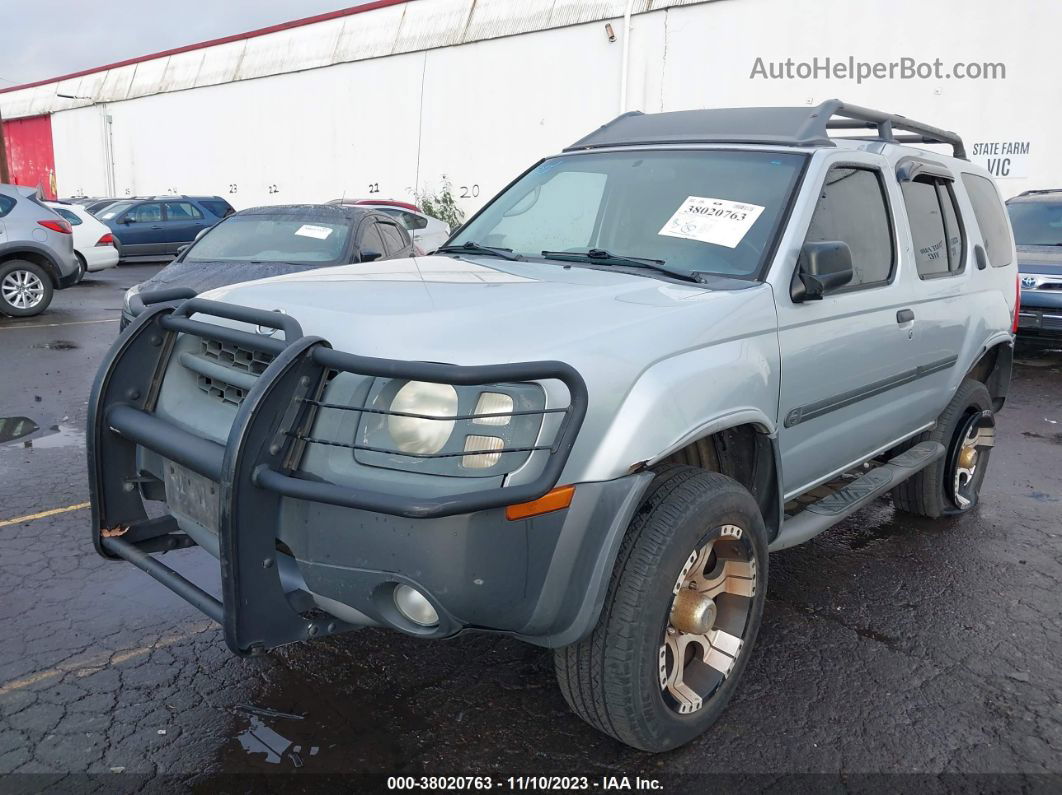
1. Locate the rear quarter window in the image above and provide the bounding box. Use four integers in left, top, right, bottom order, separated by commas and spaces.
961, 174, 1013, 267
200, 200, 234, 218
0, 195, 15, 218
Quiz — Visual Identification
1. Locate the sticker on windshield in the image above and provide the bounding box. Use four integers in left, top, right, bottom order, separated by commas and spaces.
658, 196, 765, 249
294, 224, 334, 240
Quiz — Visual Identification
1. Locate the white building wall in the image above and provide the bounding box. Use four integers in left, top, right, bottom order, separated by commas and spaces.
14, 0, 1060, 211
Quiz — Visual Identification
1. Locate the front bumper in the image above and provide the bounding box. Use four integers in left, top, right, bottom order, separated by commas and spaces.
87, 298, 638, 655
1016, 307, 1062, 340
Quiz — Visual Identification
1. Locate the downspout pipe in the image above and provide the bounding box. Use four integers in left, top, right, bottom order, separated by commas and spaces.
619, 0, 636, 113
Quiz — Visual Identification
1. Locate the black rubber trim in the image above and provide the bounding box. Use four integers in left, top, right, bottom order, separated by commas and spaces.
784, 355, 958, 428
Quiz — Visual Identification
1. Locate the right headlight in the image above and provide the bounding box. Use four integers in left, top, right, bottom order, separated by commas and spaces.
123, 283, 142, 312
354, 379, 546, 477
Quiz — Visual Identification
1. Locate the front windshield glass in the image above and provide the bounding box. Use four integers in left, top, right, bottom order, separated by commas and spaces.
450, 149, 806, 277
185, 215, 351, 264
1007, 201, 1062, 246
98, 202, 132, 220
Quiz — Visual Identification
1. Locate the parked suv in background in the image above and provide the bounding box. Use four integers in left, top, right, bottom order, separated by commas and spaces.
96, 195, 235, 261
0, 184, 79, 316
1007, 189, 1062, 343
89, 101, 1016, 752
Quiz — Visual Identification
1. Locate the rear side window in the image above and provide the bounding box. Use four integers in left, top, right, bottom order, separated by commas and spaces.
53, 208, 83, 226
901, 178, 965, 278
0, 195, 15, 217
163, 201, 204, 220
961, 174, 1013, 267
200, 200, 234, 218
804, 166, 895, 290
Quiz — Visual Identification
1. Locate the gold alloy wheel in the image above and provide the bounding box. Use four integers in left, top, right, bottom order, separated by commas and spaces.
659, 526, 757, 715
953, 419, 995, 509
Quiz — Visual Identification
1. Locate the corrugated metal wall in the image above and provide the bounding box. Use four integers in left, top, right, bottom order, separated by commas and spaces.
1, 115, 57, 199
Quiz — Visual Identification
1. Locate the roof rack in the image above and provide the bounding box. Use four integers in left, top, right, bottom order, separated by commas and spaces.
1015, 188, 1062, 197
566, 99, 966, 160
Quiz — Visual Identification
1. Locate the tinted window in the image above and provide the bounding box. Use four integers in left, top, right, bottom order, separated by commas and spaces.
0, 195, 16, 217
127, 203, 163, 223
378, 221, 409, 255
804, 167, 894, 289
1006, 201, 1062, 246
185, 215, 351, 264
53, 207, 83, 226
961, 174, 1013, 267
359, 224, 386, 258
380, 208, 428, 231
452, 150, 807, 278
200, 200, 234, 218
901, 178, 964, 277
164, 201, 204, 221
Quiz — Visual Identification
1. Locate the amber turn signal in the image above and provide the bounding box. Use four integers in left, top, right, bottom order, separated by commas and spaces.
505, 485, 575, 521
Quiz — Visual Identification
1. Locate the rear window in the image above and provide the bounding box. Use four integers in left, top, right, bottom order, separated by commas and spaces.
0, 195, 14, 218
186, 214, 352, 264
961, 174, 1013, 267
53, 207, 83, 226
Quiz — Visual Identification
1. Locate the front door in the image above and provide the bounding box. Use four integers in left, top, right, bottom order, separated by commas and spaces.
772, 154, 924, 498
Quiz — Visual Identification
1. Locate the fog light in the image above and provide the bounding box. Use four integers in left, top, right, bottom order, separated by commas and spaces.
463, 435, 504, 468
393, 584, 439, 627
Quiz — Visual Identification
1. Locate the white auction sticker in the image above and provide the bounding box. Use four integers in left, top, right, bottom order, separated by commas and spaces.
658, 196, 765, 249
294, 224, 334, 240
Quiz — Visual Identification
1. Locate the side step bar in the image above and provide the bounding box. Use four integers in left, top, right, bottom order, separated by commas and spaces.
768, 441, 945, 552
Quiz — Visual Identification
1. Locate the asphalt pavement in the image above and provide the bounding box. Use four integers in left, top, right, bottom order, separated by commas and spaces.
0, 265, 1059, 790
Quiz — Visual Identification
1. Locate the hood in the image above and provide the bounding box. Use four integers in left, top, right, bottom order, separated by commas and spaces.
138, 259, 325, 296
200, 255, 765, 365
1016, 244, 1062, 275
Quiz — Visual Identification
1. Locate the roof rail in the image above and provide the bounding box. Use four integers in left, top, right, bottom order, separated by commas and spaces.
566, 99, 966, 160
1016, 188, 1062, 197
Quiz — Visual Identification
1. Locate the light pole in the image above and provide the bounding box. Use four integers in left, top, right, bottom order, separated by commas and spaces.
0, 102, 10, 183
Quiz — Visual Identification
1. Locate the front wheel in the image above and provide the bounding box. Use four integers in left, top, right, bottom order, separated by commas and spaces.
554, 466, 768, 752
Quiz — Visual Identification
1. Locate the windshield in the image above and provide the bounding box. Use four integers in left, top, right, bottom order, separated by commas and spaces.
449, 149, 806, 278
1007, 201, 1062, 246
185, 214, 352, 264
98, 202, 132, 220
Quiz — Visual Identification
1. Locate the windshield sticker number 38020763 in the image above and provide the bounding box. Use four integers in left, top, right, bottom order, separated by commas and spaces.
658, 196, 765, 249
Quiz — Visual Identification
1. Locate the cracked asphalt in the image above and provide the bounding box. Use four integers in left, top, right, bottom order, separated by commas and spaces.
0, 264, 1059, 789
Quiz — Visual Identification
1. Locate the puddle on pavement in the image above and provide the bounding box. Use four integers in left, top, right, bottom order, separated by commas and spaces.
0, 418, 84, 449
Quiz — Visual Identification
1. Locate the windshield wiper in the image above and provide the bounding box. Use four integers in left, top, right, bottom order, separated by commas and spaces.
541, 248, 701, 283
436, 241, 522, 261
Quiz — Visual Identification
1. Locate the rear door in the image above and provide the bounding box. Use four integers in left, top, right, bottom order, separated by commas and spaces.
772, 153, 926, 498
162, 201, 209, 253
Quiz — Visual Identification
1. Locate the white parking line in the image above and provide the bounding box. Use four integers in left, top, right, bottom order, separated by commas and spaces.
0, 318, 120, 331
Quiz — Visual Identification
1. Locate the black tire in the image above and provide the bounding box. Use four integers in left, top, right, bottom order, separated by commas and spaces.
0, 260, 54, 317
554, 465, 768, 752
74, 253, 87, 283
892, 379, 994, 518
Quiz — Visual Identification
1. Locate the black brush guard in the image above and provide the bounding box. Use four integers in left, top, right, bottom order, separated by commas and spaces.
88, 297, 588, 655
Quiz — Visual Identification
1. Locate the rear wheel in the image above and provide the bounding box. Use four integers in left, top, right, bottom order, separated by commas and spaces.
74, 253, 87, 283
892, 379, 995, 518
0, 260, 53, 317
554, 466, 767, 751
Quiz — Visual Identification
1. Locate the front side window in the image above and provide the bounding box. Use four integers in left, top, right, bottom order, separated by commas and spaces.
803, 166, 894, 290
1006, 200, 1062, 247
450, 149, 807, 278
127, 203, 162, 223
961, 174, 1013, 267
164, 201, 204, 221
377, 221, 408, 255
184, 214, 351, 264
901, 177, 965, 278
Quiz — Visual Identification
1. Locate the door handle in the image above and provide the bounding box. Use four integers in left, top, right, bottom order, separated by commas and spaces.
150, 225, 163, 230
896, 308, 915, 324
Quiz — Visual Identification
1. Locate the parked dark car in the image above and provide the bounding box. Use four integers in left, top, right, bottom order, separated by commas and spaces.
1007, 189, 1062, 344
97, 195, 235, 261
122, 203, 413, 327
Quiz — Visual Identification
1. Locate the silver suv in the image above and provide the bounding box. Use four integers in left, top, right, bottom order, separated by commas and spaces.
0, 184, 79, 316
88, 101, 1017, 752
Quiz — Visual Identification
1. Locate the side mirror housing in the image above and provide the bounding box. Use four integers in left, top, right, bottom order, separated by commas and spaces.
175, 244, 190, 258
791, 240, 854, 302
360, 249, 383, 263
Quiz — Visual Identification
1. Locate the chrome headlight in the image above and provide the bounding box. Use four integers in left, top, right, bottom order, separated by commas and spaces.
387, 381, 459, 454
123, 283, 142, 312
355, 379, 546, 477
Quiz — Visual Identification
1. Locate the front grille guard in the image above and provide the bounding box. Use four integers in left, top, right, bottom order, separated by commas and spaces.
88, 297, 588, 655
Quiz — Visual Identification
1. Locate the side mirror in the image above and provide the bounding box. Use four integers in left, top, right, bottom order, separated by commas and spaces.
360, 249, 383, 263
120, 216, 133, 224
791, 240, 854, 302
194, 228, 210, 242
175, 245, 190, 258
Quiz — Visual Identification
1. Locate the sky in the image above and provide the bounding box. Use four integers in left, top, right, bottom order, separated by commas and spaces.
0, 0, 377, 87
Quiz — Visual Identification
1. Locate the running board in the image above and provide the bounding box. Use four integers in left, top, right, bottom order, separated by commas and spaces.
768, 441, 946, 551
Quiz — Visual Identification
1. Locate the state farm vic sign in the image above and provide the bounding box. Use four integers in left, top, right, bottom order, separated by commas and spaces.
969, 140, 1031, 179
